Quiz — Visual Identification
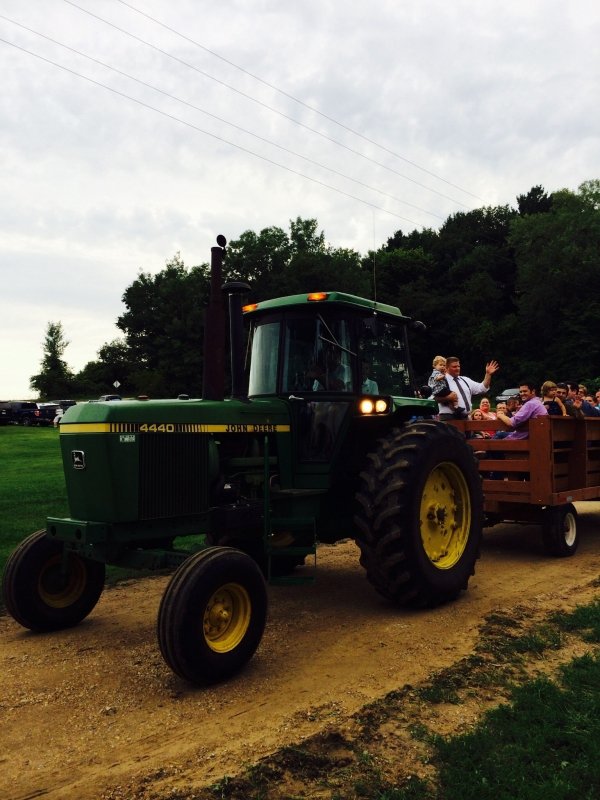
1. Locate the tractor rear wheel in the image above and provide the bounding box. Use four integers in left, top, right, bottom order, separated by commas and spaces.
157, 546, 268, 685
354, 421, 483, 607
2, 529, 106, 631
542, 503, 578, 557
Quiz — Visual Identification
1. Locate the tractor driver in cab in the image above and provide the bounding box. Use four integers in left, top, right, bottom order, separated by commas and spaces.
310, 345, 351, 391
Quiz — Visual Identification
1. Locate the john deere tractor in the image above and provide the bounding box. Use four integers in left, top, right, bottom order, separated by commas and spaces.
2, 238, 483, 685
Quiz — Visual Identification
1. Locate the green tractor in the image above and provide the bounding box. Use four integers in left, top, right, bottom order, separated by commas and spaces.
2, 239, 483, 685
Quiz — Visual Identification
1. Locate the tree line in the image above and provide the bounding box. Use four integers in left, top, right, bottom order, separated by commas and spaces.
30, 179, 600, 400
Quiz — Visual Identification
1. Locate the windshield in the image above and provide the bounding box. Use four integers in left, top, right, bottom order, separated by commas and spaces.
247, 312, 414, 397
282, 315, 355, 393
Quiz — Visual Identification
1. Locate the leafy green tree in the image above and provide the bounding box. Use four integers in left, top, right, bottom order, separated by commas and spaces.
224, 225, 292, 298
517, 185, 553, 216
30, 322, 75, 399
76, 339, 134, 397
227, 217, 369, 300
116, 254, 210, 397
509, 182, 600, 382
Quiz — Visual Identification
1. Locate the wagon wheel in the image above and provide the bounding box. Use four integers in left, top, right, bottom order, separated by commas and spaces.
2, 530, 105, 631
541, 503, 578, 557
354, 421, 484, 607
157, 547, 268, 685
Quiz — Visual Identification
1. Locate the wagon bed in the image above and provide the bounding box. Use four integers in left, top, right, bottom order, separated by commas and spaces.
449, 415, 600, 555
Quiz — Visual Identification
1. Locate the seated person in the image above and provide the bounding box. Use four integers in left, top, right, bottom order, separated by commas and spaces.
495, 382, 547, 439
468, 408, 492, 439
361, 361, 379, 394
478, 397, 495, 419
310, 347, 351, 391
476, 397, 496, 437
505, 395, 521, 416
556, 383, 585, 418
541, 381, 567, 416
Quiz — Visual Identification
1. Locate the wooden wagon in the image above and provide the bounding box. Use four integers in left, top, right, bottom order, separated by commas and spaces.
449, 415, 600, 556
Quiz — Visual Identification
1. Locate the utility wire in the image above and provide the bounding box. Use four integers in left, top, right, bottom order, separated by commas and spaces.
0, 14, 444, 221
0, 35, 423, 227
114, 0, 482, 202
63, 0, 470, 209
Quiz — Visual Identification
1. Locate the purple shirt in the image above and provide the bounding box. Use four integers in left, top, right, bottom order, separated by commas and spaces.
505, 396, 548, 439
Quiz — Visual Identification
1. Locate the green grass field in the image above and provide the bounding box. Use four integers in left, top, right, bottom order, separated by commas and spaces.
0, 426, 67, 574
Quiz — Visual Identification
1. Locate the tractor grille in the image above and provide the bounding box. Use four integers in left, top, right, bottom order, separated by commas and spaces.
138, 434, 210, 519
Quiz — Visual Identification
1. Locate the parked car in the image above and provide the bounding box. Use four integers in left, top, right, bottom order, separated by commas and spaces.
495, 387, 520, 404
1, 401, 39, 425
35, 403, 61, 426
99, 394, 121, 401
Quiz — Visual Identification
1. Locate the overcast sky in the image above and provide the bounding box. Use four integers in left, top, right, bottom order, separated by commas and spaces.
1, 0, 599, 399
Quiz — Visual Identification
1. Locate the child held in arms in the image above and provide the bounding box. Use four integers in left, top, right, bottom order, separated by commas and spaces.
428, 356, 456, 410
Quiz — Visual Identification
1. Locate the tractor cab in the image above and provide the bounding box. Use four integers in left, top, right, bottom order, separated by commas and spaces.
244, 291, 416, 400
243, 291, 430, 470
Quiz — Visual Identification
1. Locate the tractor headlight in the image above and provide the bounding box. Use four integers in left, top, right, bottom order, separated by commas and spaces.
358, 397, 391, 415
359, 399, 375, 415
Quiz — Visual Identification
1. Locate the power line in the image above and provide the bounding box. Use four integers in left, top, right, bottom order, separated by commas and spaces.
114, 0, 482, 202
0, 14, 444, 221
63, 0, 471, 209
0, 35, 424, 227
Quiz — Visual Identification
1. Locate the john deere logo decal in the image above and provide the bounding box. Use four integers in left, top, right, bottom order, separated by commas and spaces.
72, 450, 86, 470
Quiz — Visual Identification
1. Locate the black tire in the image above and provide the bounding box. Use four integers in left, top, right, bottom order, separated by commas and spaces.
22, 417, 32, 427
157, 547, 268, 685
542, 503, 578, 557
2, 530, 106, 631
354, 421, 484, 607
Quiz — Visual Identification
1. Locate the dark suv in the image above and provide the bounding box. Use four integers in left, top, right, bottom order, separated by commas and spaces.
0, 401, 39, 425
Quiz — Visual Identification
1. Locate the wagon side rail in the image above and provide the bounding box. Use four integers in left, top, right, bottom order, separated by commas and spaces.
448, 416, 600, 511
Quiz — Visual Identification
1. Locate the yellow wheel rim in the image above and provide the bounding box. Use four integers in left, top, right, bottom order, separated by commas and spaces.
419, 462, 471, 569
38, 555, 87, 608
203, 583, 251, 653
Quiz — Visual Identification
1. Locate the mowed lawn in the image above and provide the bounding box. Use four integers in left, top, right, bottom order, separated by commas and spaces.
0, 426, 68, 575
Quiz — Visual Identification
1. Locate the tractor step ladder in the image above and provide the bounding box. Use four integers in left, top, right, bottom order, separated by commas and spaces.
262, 435, 317, 585
266, 516, 317, 585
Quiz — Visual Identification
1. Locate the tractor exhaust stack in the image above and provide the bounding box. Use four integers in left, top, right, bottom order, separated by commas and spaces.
202, 236, 227, 401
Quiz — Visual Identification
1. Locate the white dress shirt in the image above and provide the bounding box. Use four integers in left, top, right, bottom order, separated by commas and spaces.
438, 374, 488, 414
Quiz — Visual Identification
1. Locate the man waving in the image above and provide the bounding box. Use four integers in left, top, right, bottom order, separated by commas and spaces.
438, 357, 500, 420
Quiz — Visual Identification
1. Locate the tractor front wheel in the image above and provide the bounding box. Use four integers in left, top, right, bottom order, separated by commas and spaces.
2, 530, 106, 631
354, 421, 483, 607
157, 547, 268, 685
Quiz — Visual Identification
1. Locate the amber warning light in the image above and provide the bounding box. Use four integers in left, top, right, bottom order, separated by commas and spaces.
242, 303, 258, 313
307, 292, 328, 302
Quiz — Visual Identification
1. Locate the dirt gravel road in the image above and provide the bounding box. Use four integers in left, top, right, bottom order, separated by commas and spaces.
2, 503, 600, 800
